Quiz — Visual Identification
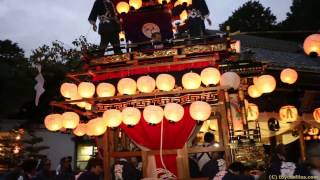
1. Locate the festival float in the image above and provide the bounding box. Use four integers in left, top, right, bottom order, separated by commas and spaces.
43, 0, 320, 179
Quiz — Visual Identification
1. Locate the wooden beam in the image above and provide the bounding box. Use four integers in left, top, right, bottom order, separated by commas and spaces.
103, 132, 111, 180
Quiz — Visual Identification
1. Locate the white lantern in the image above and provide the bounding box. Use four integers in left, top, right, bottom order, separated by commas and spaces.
96, 83, 116, 97
73, 123, 86, 136
313, 108, 320, 123
44, 114, 63, 131
60, 83, 78, 98
129, 0, 142, 10
85, 103, 92, 111
220, 72, 241, 89
103, 109, 123, 128
164, 103, 184, 122
78, 82, 95, 98
122, 107, 141, 126
303, 34, 320, 57
200, 68, 221, 86
143, 105, 164, 124
279, 105, 298, 123
156, 74, 175, 91
117, 78, 137, 95
256, 75, 276, 93
280, 68, 298, 85
116, 1, 130, 14
190, 101, 211, 121
86, 118, 106, 136
62, 112, 80, 129
248, 85, 262, 98
182, 72, 202, 90
137, 76, 156, 93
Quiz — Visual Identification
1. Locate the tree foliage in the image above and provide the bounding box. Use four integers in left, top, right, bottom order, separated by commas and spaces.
219, 1, 277, 32
279, 0, 320, 31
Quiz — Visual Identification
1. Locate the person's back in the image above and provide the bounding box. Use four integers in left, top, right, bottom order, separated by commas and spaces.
77, 158, 103, 180
111, 158, 139, 180
196, 132, 214, 172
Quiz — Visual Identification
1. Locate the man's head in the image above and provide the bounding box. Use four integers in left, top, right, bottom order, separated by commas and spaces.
21, 159, 38, 176
228, 161, 245, 175
151, 32, 162, 42
86, 158, 103, 175
204, 132, 214, 143
60, 157, 71, 170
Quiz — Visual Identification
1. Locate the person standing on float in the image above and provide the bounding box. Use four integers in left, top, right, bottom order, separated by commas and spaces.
88, 0, 122, 55
187, 0, 211, 37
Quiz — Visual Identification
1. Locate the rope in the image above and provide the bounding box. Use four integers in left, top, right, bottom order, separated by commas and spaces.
151, 118, 177, 180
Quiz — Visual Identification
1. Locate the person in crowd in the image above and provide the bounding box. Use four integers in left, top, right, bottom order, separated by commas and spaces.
189, 156, 201, 178
305, 143, 320, 176
201, 151, 226, 179
77, 158, 103, 180
195, 132, 215, 172
267, 144, 309, 178
88, 0, 122, 55
17, 159, 38, 180
213, 161, 254, 180
34, 158, 54, 180
54, 157, 74, 180
3, 162, 22, 180
111, 157, 139, 180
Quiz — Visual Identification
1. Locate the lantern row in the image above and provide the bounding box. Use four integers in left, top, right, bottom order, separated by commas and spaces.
248, 68, 298, 98
44, 101, 212, 136
61, 68, 239, 107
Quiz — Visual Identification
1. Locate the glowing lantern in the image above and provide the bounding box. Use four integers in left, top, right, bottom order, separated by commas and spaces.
117, 78, 137, 95
280, 68, 298, 84
85, 103, 92, 111
180, 10, 188, 22
60, 83, 77, 98
129, 0, 142, 10
137, 76, 156, 93
220, 72, 241, 90
256, 75, 276, 93
156, 74, 175, 91
103, 109, 123, 128
164, 103, 184, 122
308, 128, 319, 136
78, 82, 95, 98
178, 0, 192, 5
62, 112, 80, 129
190, 101, 211, 121
44, 114, 63, 131
182, 72, 201, 90
303, 34, 320, 57
305, 136, 311, 141
248, 85, 262, 98
96, 83, 116, 97
73, 123, 87, 136
174, 1, 180, 7
246, 103, 259, 121
77, 101, 87, 108
279, 105, 298, 123
86, 118, 106, 136
119, 31, 126, 42
158, 0, 171, 4
13, 147, 20, 154
200, 67, 221, 86
143, 105, 164, 124
253, 77, 259, 86
313, 108, 320, 123
122, 107, 141, 126
116, 2, 130, 14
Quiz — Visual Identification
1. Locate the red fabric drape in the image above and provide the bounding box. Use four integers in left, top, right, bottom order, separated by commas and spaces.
120, 107, 196, 176
93, 59, 216, 82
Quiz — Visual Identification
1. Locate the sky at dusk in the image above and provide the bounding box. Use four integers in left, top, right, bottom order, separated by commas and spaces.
0, 0, 292, 56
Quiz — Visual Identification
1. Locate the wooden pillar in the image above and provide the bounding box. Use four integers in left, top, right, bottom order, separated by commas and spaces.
219, 90, 232, 165
299, 126, 306, 161
103, 132, 111, 180
177, 144, 190, 179
141, 151, 148, 178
